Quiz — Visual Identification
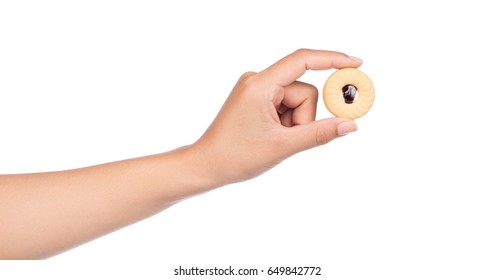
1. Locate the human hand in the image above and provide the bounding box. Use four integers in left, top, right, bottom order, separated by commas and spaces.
0, 49, 362, 259
191, 49, 363, 187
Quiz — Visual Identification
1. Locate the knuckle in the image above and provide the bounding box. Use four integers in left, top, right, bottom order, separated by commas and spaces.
297, 82, 318, 102
236, 72, 259, 95
307, 84, 318, 99
239, 71, 257, 81
294, 48, 311, 56
315, 125, 332, 146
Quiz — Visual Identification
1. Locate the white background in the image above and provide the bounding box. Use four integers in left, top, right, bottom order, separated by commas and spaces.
1, 0, 494, 279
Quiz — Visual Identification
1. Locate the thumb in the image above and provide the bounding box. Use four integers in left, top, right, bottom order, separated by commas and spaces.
284, 118, 358, 154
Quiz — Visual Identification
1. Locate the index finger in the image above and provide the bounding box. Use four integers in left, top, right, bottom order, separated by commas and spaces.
259, 49, 363, 87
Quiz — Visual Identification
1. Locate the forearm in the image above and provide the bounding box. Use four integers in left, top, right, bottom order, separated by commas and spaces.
0, 145, 215, 259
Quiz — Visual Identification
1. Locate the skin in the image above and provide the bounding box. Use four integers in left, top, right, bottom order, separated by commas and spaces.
0, 49, 362, 259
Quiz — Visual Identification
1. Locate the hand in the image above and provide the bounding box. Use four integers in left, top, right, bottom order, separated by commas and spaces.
191, 49, 363, 186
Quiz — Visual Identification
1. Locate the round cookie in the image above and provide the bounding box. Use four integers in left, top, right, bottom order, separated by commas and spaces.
322, 68, 375, 119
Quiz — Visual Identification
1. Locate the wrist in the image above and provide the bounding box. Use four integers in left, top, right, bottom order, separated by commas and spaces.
160, 144, 224, 198
178, 143, 228, 193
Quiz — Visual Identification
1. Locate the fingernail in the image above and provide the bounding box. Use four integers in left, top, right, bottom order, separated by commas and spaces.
348, 56, 362, 63
337, 121, 358, 136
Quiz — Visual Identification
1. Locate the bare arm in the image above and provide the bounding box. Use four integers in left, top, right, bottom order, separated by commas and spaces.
0, 147, 210, 259
0, 49, 361, 259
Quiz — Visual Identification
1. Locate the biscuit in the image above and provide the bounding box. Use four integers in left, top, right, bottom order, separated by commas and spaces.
322, 68, 375, 119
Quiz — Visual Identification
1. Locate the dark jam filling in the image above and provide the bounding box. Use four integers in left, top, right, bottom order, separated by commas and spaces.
342, 84, 357, 104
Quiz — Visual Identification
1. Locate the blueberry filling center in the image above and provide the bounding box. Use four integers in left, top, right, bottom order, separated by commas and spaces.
342, 84, 358, 104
